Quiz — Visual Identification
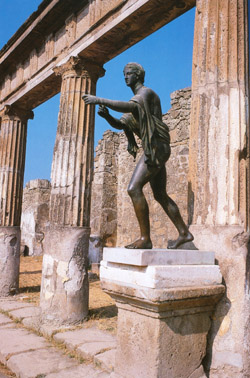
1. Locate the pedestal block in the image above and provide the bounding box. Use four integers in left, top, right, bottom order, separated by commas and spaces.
101, 248, 225, 378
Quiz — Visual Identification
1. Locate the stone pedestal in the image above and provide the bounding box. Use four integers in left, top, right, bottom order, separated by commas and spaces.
0, 105, 33, 296
101, 248, 225, 378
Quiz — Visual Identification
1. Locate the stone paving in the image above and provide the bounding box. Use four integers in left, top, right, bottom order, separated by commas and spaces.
0, 298, 116, 378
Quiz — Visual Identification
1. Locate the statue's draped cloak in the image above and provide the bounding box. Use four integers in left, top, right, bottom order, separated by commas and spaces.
120, 94, 170, 167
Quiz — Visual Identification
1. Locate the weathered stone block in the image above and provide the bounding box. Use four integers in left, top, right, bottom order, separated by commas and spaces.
101, 248, 225, 378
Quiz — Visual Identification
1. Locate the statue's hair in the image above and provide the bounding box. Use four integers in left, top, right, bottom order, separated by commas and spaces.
124, 62, 145, 84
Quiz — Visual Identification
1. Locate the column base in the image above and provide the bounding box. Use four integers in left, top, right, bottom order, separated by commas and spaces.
189, 225, 250, 377
40, 225, 90, 325
101, 248, 225, 378
0, 227, 20, 296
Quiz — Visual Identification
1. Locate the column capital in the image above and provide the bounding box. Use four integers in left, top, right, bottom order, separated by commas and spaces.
53, 56, 105, 81
0, 105, 34, 122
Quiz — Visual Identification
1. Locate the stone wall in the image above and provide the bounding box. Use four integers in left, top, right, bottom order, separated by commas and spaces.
90, 87, 191, 249
21, 179, 51, 256
90, 130, 120, 247
89, 130, 120, 262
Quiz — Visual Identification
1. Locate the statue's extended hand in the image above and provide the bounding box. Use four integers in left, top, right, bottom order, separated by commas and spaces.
82, 94, 99, 105
98, 105, 109, 118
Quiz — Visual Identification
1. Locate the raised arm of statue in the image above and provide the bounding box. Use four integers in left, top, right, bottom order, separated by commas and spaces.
82, 94, 138, 114
97, 105, 124, 130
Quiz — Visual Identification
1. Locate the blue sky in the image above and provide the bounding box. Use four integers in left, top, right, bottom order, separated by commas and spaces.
0, 1, 195, 185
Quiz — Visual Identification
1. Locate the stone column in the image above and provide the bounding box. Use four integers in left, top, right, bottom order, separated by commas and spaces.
40, 56, 104, 325
189, 1, 250, 376
0, 105, 33, 296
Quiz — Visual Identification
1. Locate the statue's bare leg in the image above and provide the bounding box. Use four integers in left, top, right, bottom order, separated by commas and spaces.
125, 154, 160, 249
150, 166, 193, 249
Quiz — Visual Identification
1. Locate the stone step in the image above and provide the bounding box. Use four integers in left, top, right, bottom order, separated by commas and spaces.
53, 327, 116, 372
0, 298, 116, 377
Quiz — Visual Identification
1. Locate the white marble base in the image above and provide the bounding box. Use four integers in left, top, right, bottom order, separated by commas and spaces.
103, 247, 215, 266
100, 248, 222, 289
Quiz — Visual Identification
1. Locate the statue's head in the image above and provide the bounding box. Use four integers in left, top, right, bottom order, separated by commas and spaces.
124, 62, 145, 84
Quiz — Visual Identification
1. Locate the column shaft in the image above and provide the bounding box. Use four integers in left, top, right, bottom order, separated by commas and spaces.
50, 61, 98, 226
0, 105, 33, 296
189, 0, 249, 226
40, 56, 104, 324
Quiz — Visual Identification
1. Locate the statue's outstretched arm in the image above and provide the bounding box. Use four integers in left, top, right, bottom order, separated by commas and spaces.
97, 105, 124, 130
82, 94, 137, 114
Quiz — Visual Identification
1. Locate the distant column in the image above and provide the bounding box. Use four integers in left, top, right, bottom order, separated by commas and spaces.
0, 105, 33, 296
40, 56, 104, 324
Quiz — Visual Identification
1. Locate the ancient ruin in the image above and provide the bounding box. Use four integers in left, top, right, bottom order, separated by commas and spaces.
21, 179, 51, 256
0, 0, 249, 377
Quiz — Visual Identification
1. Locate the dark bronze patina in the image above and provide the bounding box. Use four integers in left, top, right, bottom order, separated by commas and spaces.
82, 63, 193, 249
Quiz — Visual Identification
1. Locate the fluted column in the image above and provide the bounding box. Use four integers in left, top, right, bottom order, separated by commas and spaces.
189, 0, 249, 227
0, 105, 33, 296
40, 56, 105, 324
188, 1, 250, 375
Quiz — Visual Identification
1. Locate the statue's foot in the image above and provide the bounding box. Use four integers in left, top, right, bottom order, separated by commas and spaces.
125, 238, 152, 249
168, 232, 194, 249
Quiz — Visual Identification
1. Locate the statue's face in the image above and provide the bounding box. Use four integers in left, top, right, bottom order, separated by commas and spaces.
124, 67, 138, 87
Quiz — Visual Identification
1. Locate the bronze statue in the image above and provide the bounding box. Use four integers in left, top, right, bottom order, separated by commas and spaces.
82, 62, 193, 249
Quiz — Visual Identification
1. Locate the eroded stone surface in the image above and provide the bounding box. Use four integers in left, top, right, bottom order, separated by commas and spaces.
7, 347, 77, 378
40, 226, 90, 325
0, 300, 33, 312
101, 247, 224, 377
0, 313, 13, 326
54, 327, 116, 351
190, 225, 250, 377
45, 364, 110, 378
0, 328, 48, 363
113, 303, 211, 378
9, 306, 40, 320
94, 349, 116, 373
